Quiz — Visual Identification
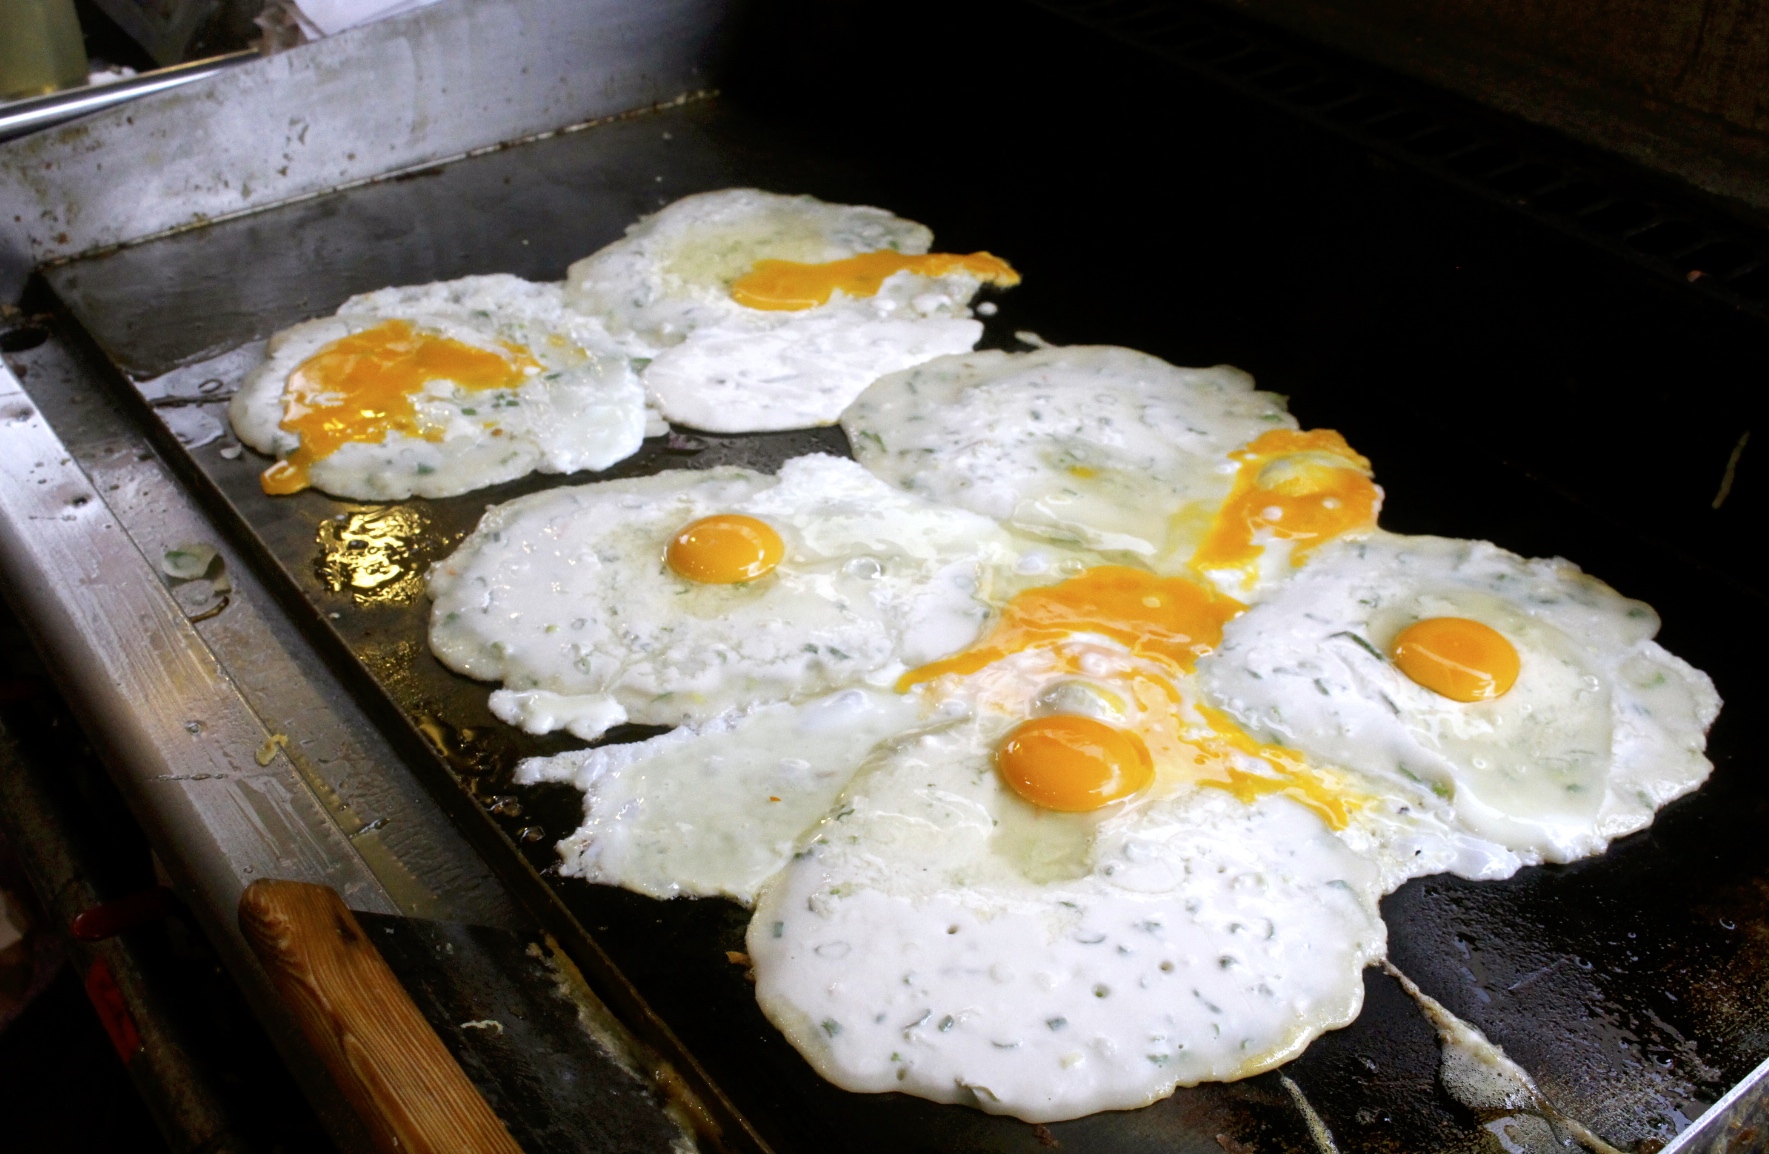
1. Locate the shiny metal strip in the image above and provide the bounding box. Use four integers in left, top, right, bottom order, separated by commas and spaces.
0, 52, 256, 144
0, 358, 396, 1149
0, 0, 735, 288
0, 362, 398, 914
11, 331, 518, 927
1662, 1051, 1769, 1153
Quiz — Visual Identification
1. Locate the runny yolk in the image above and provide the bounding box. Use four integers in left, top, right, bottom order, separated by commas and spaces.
261, 319, 539, 495
1390, 616, 1520, 702
901, 562, 1361, 824
997, 715, 1154, 811
1191, 703, 1356, 829
1191, 429, 1380, 583
897, 566, 1244, 691
666, 514, 785, 584
729, 250, 1021, 311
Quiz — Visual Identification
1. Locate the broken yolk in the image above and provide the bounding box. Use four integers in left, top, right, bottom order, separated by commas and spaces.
1192, 429, 1380, 584
1189, 703, 1357, 829
997, 715, 1154, 811
1390, 616, 1520, 702
261, 319, 539, 495
898, 566, 1244, 691
729, 250, 1021, 310
902, 562, 1360, 824
666, 514, 784, 584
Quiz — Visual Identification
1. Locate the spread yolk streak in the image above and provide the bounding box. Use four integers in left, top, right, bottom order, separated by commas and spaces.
993, 666, 1358, 826
1192, 429, 1380, 581
729, 250, 1020, 311
261, 320, 539, 495
997, 715, 1154, 811
1190, 703, 1356, 829
1390, 616, 1520, 702
666, 514, 785, 584
898, 566, 1243, 692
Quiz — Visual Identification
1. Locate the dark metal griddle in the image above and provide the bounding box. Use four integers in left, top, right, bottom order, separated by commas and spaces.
32, 1, 1769, 1150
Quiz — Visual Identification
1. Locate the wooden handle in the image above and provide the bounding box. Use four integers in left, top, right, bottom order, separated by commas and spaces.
239, 879, 523, 1154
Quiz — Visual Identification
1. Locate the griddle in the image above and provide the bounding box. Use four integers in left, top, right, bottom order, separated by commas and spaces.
29, 0, 1769, 1149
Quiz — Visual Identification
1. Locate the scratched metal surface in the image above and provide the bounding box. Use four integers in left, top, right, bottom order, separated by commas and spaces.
36, 2, 1769, 1149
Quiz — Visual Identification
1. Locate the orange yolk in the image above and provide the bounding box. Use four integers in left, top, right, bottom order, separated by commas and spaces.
898, 566, 1244, 691
1191, 703, 1356, 829
997, 715, 1154, 811
899, 562, 1361, 824
1192, 429, 1380, 583
666, 515, 785, 584
1390, 617, 1520, 702
261, 319, 539, 495
729, 250, 1021, 311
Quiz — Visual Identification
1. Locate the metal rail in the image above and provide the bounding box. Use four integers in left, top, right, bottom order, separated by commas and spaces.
0, 53, 256, 144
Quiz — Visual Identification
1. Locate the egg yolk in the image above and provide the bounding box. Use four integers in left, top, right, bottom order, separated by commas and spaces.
666, 514, 785, 584
905, 564, 1362, 823
1390, 616, 1520, 702
898, 566, 1244, 691
997, 714, 1154, 811
729, 250, 1021, 311
1191, 703, 1356, 829
1192, 429, 1379, 583
261, 319, 539, 495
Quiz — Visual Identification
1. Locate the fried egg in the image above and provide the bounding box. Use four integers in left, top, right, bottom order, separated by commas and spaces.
564, 189, 1018, 433
841, 347, 1380, 588
514, 687, 924, 903
426, 453, 1013, 741
229, 274, 646, 499
1198, 533, 1721, 879
746, 564, 1388, 1121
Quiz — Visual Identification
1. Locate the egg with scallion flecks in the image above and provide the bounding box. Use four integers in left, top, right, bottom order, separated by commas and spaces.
564, 188, 1018, 433
1197, 531, 1720, 884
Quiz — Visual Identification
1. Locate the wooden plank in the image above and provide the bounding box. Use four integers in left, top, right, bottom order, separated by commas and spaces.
239, 879, 525, 1154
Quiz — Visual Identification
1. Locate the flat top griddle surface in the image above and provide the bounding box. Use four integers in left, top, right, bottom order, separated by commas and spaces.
40, 3, 1769, 1149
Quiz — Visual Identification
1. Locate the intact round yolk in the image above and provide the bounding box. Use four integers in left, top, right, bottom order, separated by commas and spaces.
729, 250, 1020, 311
1390, 617, 1520, 702
997, 715, 1154, 811
261, 319, 539, 495
666, 515, 784, 584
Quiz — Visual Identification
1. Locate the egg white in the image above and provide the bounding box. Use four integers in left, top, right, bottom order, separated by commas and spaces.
748, 712, 1385, 1122
564, 189, 1000, 433
342, 274, 668, 436
841, 346, 1296, 567
514, 687, 925, 903
1198, 531, 1721, 880
229, 274, 647, 500
426, 453, 1013, 741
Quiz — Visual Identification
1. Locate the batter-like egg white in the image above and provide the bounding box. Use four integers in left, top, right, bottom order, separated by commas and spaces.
426, 454, 1013, 741
741, 563, 1391, 1122
564, 189, 1017, 433
514, 688, 924, 903
840, 346, 1297, 565
843, 347, 1382, 597
229, 274, 646, 499
748, 718, 1386, 1122
1198, 532, 1720, 881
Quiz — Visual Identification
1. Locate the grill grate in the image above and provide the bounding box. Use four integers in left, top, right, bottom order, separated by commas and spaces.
1033, 0, 1769, 319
